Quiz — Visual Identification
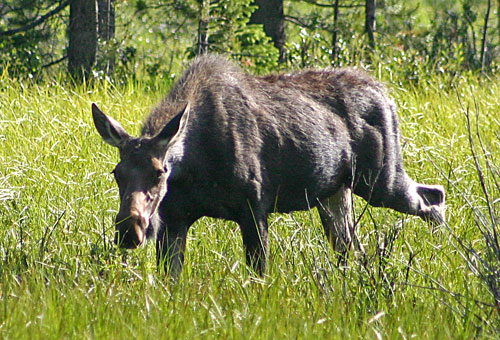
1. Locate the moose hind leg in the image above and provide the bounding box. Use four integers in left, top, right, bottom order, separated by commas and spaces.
318, 185, 354, 253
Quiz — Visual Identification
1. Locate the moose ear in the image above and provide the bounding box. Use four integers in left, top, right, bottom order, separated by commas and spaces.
92, 103, 130, 147
154, 102, 191, 147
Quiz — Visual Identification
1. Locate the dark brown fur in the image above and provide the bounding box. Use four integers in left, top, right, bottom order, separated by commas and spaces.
92, 54, 445, 277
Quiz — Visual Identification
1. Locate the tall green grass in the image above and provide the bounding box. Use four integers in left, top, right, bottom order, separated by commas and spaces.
0, 72, 499, 339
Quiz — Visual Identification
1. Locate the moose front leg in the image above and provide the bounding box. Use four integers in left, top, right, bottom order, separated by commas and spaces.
156, 223, 189, 278
238, 211, 269, 276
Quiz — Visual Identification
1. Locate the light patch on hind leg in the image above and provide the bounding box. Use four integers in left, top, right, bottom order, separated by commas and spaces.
318, 185, 354, 253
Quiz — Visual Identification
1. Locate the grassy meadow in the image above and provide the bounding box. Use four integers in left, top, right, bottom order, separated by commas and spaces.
0, 69, 499, 339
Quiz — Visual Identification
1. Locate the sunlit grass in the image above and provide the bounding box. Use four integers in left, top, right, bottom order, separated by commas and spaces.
0, 72, 499, 339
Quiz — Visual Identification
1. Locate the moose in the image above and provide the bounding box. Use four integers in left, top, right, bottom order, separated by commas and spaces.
92, 54, 445, 277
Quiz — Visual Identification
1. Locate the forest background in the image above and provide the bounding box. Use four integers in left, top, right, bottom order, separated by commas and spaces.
1, 0, 500, 81
1, 1, 500, 339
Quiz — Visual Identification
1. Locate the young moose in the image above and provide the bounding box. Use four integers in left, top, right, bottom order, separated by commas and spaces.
92, 54, 445, 277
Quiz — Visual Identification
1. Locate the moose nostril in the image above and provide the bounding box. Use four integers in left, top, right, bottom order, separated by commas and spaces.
140, 216, 148, 228
114, 213, 147, 249
129, 212, 149, 231
114, 229, 131, 247
115, 230, 141, 249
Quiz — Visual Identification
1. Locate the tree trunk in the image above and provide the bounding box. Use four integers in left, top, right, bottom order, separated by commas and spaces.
197, 0, 209, 55
97, 0, 115, 74
365, 0, 376, 50
498, 0, 500, 44
98, 0, 114, 41
68, 0, 97, 81
481, 0, 492, 73
250, 0, 287, 63
331, 0, 340, 64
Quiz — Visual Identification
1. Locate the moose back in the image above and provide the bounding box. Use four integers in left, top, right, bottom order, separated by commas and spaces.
92, 54, 445, 276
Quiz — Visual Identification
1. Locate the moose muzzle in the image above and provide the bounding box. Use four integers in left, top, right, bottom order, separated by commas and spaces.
114, 192, 149, 249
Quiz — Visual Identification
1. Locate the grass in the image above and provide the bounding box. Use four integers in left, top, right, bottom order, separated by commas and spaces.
0, 70, 499, 339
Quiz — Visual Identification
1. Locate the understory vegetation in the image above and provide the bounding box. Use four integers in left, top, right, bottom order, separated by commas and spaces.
0, 67, 499, 338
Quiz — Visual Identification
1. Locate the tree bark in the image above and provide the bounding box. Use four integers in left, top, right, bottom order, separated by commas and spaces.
481, 0, 492, 73
98, 0, 115, 41
331, 0, 340, 64
498, 0, 500, 44
197, 0, 209, 55
97, 0, 115, 73
250, 0, 287, 63
68, 0, 97, 81
365, 0, 376, 50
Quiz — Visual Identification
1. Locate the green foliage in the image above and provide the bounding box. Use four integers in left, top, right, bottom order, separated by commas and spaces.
1, 0, 499, 81
97, 0, 278, 83
284, 0, 499, 79
233, 24, 279, 73
186, 0, 279, 73
0, 0, 67, 77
